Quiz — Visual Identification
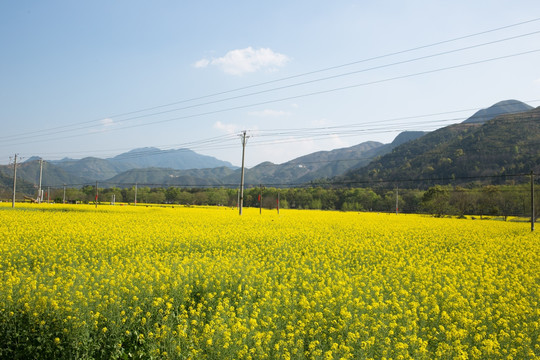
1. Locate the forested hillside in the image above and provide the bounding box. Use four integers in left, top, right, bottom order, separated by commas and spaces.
339, 106, 540, 188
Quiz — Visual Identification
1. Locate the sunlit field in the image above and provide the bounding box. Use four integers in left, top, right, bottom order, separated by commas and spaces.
0, 203, 538, 359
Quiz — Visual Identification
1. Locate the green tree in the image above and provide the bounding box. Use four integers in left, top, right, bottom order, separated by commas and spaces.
450, 187, 474, 218
177, 190, 194, 205
165, 187, 181, 203
479, 185, 501, 217
400, 189, 423, 214
422, 185, 451, 217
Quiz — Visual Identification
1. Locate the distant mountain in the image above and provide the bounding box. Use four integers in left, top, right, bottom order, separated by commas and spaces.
12, 97, 535, 192
111, 147, 235, 169
101, 133, 427, 187
3, 131, 426, 190
106, 167, 237, 186
462, 99, 533, 124
238, 141, 385, 185
0, 159, 88, 197
50, 157, 134, 181
0, 172, 37, 200
357, 131, 428, 162
339, 105, 540, 188
46, 147, 236, 181
100, 141, 388, 187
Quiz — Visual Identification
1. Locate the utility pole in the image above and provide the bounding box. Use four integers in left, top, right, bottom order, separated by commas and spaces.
134, 183, 138, 206
95, 181, 98, 208
38, 158, 43, 203
63, 184, 66, 204
47, 186, 50, 204
531, 171, 535, 232
11, 154, 18, 208
239, 131, 249, 215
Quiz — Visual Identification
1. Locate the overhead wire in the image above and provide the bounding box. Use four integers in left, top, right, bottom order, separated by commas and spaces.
2, 17, 539, 190
5, 44, 540, 156
15, 132, 538, 191
2, 20, 540, 145
12, 101, 540, 160
21, 171, 536, 190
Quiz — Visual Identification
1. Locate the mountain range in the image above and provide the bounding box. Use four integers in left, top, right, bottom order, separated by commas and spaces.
340, 100, 539, 188
1, 99, 537, 193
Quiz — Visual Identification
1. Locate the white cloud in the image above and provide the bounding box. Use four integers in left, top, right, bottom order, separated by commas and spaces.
100, 118, 114, 127
213, 121, 238, 134
195, 47, 290, 75
194, 58, 210, 68
248, 109, 291, 117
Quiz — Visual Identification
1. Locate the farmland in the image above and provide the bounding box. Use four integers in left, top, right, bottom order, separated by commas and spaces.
0, 203, 539, 359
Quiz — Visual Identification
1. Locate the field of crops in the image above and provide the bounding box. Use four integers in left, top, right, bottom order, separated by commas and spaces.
0, 203, 539, 359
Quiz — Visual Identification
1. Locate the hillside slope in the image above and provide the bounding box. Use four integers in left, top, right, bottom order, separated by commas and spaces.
339, 107, 540, 188
462, 99, 533, 124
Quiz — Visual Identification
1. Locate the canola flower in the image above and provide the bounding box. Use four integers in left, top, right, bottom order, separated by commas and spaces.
0, 202, 539, 359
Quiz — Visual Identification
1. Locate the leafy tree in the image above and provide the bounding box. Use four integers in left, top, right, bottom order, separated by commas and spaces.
193, 191, 209, 205
400, 189, 423, 213
479, 185, 501, 217
374, 191, 396, 213
147, 188, 165, 204
422, 185, 452, 217
165, 187, 181, 203
450, 187, 475, 218
101, 187, 122, 203
207, 188, 229, 206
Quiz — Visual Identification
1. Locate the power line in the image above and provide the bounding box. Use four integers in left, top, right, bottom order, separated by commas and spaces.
32, 171, 535, 190
24, 134, 539, 190
10, 104, 540, 162
5, 45, 540, 155
3, 22, 540, 144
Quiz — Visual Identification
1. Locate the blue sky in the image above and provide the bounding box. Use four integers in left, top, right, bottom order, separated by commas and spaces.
1, 1, 540, 167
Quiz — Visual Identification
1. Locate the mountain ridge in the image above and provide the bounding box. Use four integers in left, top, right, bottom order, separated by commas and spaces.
339, 105, 540, 188
2, 99, 536, 193
462, 99, 533, 124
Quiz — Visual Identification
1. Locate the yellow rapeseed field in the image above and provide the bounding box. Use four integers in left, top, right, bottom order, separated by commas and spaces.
0, 203, 539, 359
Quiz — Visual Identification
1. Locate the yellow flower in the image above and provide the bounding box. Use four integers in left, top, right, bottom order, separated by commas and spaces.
1, 203, 538, 359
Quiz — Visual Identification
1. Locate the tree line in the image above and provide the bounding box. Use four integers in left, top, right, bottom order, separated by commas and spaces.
13, 183, 538, 219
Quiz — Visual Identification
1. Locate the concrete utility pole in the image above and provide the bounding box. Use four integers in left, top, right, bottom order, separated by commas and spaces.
12, 154, 18, 208
239, 131, 249, 215
531, 171, 535, 232
38, 158, 43, 203
134, 183, 138, 206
